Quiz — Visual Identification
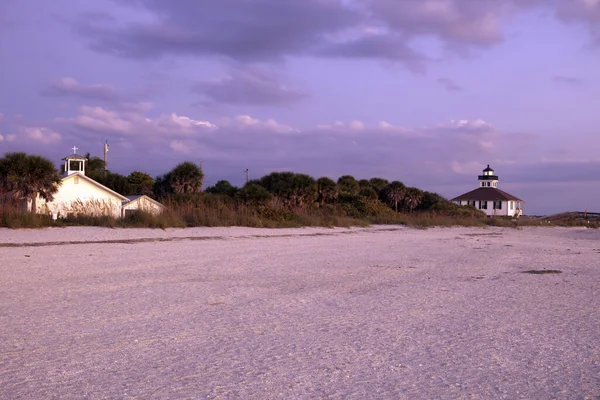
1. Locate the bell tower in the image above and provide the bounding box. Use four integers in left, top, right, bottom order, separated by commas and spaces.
62, 146, 87, 176
478, 165, 498, 188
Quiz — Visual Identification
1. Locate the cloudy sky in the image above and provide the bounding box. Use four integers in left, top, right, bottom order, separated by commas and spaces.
1, 0, 599, 214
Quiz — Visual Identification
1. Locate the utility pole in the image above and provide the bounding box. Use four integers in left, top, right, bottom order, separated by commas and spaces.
245, 169, 249, 184
103, 140, 109, 178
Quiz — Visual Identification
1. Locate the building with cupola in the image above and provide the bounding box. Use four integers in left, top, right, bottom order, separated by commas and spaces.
451, 165, 524, 217
28, 147, 164, 218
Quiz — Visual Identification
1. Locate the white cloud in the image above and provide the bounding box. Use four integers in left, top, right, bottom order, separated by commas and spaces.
43, 77, 118, 100
21, 127, 62, 143
219, 115, 296, 133
349, 120, 365, 130
58, 105, 216, 137
156, 113, 217, 131
68, 106, 135, 134
170, 140, 191, 154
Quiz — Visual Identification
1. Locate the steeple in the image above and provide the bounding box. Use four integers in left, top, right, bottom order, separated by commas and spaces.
477, 165, 498, 188
61, 146, 87, 176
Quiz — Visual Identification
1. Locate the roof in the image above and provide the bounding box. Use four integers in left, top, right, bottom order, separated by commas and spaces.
482, 165, 494, 172
62, 153, 87, 161
122, 194, 164, 208
61, 173, 129, 201
451, 187, 523, 202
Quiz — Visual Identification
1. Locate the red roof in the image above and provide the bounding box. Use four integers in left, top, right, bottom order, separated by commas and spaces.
452, 187, 523, 202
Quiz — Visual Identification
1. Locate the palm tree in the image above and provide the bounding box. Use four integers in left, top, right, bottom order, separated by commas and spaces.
369, 177, 389, 199
127, 171, 154, 196
155, 162, 204, 197
169, 162, 204, 194
316, 177, 338, 205
405, 187, 424, 213
0, 152, 62, 212
337, 175, 359, 196
383, 181, 406, 212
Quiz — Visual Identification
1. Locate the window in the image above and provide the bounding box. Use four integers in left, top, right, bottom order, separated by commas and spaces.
493, 201, 502, 210
479, 201, 488, 210
510, 202, 513, 210
487, 182, 491, 187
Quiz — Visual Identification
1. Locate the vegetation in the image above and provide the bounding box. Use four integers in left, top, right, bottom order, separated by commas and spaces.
1, 151, 599, 229
0, 152, 62, 213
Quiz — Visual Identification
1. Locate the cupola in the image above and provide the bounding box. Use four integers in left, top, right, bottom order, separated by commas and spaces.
477, 165, 498, 188
62, 146, 87, 176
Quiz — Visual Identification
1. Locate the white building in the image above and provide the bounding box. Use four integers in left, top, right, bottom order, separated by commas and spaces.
30, 149, 164, 218
451, 165, 524, 217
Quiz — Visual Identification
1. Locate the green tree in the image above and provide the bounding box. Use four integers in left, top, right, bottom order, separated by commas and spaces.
127, 171, 154, 196
358, 179, 372, 189
419, 191, 447, 211
258, 172, 317, 208
359, 186, 378, 202
369, 177, 389, 197
337, 175, 359, 196
98, 171, 131, 195
404, 187, 424, 213
382, 181, 406, 212
205, 180, 238, 197
85, 153, 105, 180
290, 173, 317, 207
238, 182, 272, 206
316, 177, 338, 205
0, 152, 62, 212
154, 162, 204, 197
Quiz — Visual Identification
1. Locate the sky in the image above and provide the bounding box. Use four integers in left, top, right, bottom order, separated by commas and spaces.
1, 0, 599, 215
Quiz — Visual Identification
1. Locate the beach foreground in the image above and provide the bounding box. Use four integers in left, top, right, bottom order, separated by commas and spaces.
1, 226, 599, 399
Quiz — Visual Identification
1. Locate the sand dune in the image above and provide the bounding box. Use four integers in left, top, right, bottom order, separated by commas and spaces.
1, 226, 598, 399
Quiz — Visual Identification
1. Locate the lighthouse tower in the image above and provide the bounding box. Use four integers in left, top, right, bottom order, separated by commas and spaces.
478, 165, 498, 188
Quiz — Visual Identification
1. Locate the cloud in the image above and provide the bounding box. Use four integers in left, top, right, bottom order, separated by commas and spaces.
75, 0, 361, 61
192, 66, 308, 106
69, 0, 539, 69
556, 0, 600, 47
56, 105, 217, 138
20, 127, 62, 144
437, 78, 464, 92
317, 32, 430, 72
71, 0, 600, 73
42, 77, 119, 101
552, 75, 584, 85
218, 115, 296, 134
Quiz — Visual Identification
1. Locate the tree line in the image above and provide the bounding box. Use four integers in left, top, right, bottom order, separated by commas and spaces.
1, 151, 465, 216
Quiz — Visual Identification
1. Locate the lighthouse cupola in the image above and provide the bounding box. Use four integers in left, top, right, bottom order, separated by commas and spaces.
478, 165, 498, 188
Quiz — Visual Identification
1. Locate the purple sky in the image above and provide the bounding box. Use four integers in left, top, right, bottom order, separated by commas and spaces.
1, 0, 599, 215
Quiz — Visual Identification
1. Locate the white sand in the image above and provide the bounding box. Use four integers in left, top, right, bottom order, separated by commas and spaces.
1, 226, 599, 399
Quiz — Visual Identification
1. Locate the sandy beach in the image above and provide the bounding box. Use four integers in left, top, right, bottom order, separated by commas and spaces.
1, 225, 598, 399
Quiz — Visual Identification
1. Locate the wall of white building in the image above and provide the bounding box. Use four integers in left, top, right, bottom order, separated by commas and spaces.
457, 200, 522, 217
122, 196, 164, 217
34, 174, 126, 218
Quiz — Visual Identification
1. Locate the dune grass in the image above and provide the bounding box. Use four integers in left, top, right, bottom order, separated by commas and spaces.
1, 196, 598, 229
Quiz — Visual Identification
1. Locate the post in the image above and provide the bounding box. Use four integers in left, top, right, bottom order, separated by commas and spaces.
103, 140, 109, 178
245, 169, 249, 184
